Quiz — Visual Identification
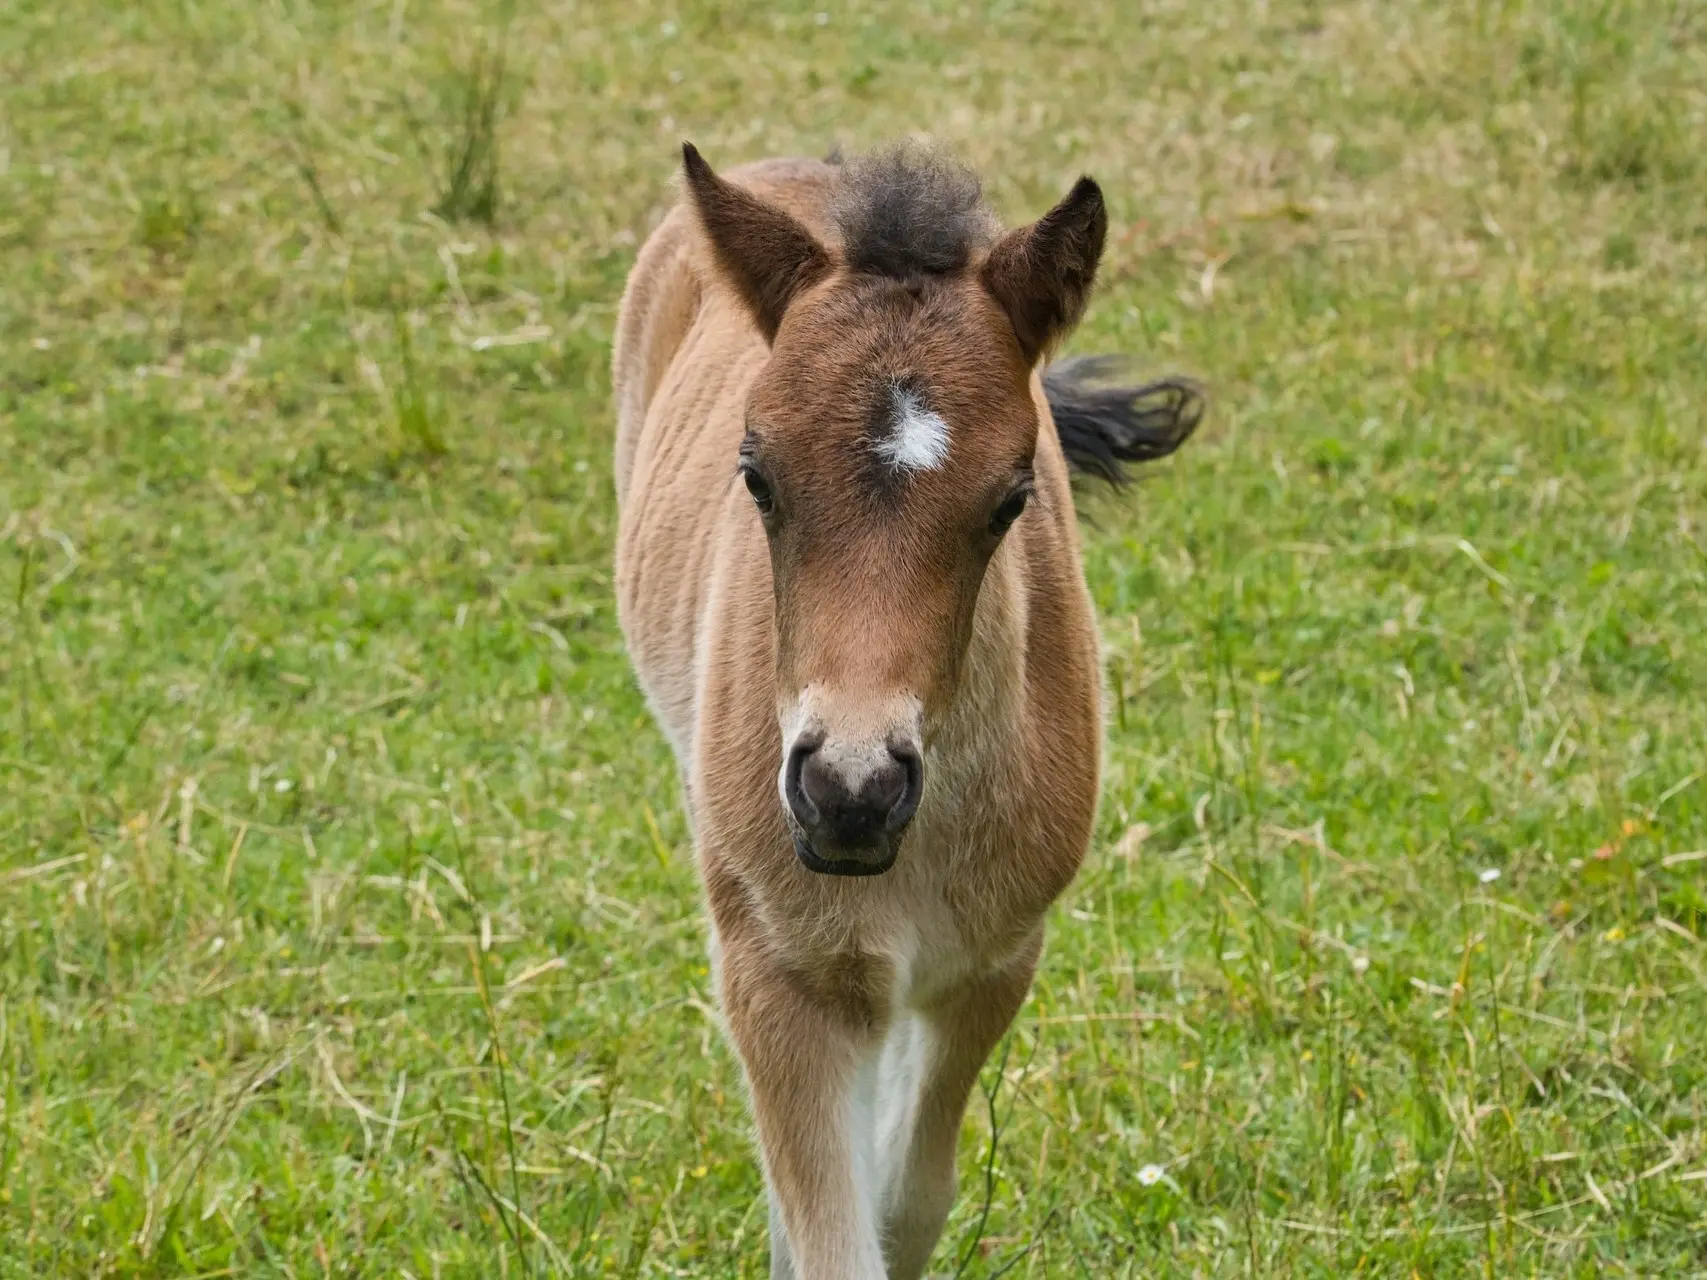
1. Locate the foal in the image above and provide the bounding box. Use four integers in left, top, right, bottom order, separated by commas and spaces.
614, 143, 1199, 1279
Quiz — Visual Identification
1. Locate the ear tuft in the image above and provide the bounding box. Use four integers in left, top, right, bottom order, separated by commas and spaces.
980, 176, 1108, 365
680, 142, 832, 343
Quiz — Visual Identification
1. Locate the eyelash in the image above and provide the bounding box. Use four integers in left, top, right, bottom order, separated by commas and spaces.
741, 463, 775, 514
989, 486, 1031, 536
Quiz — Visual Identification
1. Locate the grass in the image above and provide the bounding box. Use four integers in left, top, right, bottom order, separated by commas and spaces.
2, 0, 1705, 1274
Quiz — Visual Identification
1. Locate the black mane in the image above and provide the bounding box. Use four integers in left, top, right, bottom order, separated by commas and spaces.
830, 143, 999, 281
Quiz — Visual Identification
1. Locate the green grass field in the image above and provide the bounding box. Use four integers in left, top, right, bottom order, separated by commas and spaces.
4, 0, 1706, 1274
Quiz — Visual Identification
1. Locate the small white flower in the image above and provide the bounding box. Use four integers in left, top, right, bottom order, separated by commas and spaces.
815, 10, 829, 23
1478, 867, 1501, 884
1351, 955, 1370, 975
1137, 1163, 1165, 1187
274, 778, 294, 793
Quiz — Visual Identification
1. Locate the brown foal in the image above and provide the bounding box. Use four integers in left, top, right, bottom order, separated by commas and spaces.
613, 142, 1200, 1279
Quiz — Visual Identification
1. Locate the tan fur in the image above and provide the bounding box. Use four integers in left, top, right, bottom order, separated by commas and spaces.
614, 153, 1104, 1280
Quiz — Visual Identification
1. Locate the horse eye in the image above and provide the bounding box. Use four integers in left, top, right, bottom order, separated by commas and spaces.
989, 489, 1029, 536
742, 465, 775, 514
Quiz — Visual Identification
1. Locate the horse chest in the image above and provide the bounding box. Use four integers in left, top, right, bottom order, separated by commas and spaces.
814, 871, 1032, 1013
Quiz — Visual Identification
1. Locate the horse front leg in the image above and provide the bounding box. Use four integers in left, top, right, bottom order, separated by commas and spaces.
877, 937, 1041, 1280
719, 938, 887, 1280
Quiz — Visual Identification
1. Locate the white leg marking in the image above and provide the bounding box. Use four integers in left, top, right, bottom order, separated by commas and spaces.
768, 1186, 797, 1280
872, 1015, 928, 1222
847, 1053, 882, 1233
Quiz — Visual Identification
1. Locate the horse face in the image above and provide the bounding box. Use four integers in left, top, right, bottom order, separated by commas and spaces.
742, 276, 1038, 873
682, 144, 1105, 874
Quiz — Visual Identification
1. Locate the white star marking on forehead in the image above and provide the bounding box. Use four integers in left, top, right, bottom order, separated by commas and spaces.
873, 381, 951, 473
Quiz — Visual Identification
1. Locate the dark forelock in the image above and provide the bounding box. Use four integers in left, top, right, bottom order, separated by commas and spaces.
830, 143, 999, 281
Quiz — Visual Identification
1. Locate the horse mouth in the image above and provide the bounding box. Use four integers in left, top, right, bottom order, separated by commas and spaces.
792, 832, 898, 877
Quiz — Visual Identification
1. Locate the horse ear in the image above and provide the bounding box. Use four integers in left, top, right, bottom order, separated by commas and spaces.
681, 143, 832, 343
980, 176, 1107, 365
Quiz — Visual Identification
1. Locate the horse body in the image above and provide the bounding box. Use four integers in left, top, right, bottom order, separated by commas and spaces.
614, 145, 1196, 1279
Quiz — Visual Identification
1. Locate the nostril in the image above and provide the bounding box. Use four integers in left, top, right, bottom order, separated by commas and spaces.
885, 740, 923, 830
866, 756, 906, 812
784, 735, 824, 826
